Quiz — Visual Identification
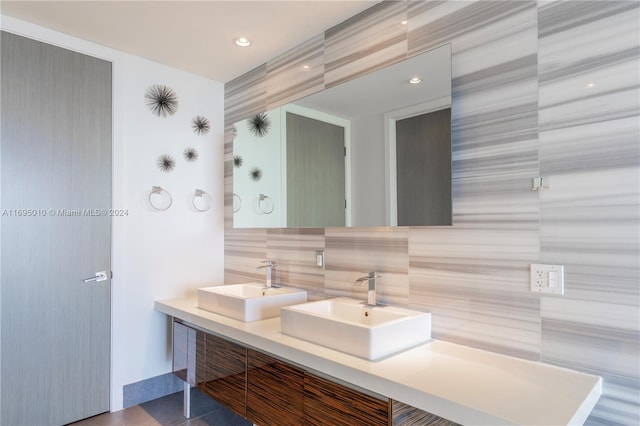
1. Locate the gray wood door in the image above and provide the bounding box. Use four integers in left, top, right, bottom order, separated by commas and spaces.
286, 112, 345, 227
396, 108, 452, 226
1, 32, 112, 425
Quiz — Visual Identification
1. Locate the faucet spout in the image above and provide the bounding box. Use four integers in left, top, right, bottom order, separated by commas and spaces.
355, 272, 381, 306
256, 260, 277, 288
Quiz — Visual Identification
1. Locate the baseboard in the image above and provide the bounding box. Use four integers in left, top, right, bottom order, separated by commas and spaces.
123, 372, 183, 408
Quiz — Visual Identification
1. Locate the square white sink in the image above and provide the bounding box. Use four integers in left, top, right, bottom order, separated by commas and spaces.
198, 283, 307, 322
281, 297, 431, 360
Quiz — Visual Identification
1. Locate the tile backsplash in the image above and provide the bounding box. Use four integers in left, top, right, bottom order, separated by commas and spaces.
224, 1, 639, 424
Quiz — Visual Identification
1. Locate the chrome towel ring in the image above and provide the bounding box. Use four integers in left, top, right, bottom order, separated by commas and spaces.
192, 189, 212, 212
149, 186, 172, 211
258, 193, 274, 214
233, 193, 242, 213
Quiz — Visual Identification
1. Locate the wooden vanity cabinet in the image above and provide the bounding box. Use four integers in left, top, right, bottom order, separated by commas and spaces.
174, 323, 456, 425
196, 331, 247, 418
303, 373, 389, 426
246, 349, 305, 426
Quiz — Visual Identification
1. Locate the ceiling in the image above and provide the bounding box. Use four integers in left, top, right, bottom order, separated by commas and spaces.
0, 1, 378, 83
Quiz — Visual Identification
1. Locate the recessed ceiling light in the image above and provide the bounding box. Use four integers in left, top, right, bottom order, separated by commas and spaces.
586, 82, 595, 88
409, 77, 422, 84
235, 37, 251, 47
302, 65, 310, 70
401, 20, 408, 25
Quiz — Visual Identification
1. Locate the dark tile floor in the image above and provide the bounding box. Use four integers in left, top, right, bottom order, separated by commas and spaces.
71, 388, 252, 426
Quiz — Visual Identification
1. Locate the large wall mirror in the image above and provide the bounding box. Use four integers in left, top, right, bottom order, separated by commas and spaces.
232, 43, 452, 228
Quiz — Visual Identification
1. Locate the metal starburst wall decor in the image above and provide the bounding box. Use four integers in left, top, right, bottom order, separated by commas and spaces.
183, 147, 199, 162
145, 84, 179, 117
192, 116, 210, 135
157, 154, 176, 172
247, 113, 271, 137
249, 167, 263, 181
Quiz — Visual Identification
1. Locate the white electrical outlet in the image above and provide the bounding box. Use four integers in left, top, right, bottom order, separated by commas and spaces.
530, 264, 564, 295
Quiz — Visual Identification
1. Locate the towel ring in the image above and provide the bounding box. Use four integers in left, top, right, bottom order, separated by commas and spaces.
233, 193, 242, 213
149, 186, 172, 211
258, 193, 274, 214
192, 189, 212, 212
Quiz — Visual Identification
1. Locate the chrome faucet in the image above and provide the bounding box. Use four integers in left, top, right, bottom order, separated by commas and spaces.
355, 272, 381, 306
256, 260, 277, 288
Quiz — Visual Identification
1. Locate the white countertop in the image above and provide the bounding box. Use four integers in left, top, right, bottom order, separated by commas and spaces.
155, 297, 602, 426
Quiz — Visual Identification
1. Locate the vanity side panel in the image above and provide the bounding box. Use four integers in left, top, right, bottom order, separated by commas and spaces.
246, 349, 304, 426
303, 372, 389, 426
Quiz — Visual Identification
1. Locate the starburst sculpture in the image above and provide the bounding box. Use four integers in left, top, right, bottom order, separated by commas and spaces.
145, 84, 178, 117
249, 167, 263, 181
247, 113, 271, 137
157, 154, 176, 172
192, 116, 210, 135
184, 147, 199, 162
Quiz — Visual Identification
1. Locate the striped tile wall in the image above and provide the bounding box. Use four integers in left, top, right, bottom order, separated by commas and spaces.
324, 0, 408, 88
266, 34, 325, 109
266, 228, 325, 301
537, 1, 640, 424
325, 227, 409, 307
407, 0, 541, 360
224, 1, 640, 423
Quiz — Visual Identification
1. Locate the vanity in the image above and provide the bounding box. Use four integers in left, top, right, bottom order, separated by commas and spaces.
155, 294, 602, 426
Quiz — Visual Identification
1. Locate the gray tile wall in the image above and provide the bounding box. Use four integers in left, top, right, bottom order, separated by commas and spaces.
537, 1, 640, 424
224, 1, 640, 423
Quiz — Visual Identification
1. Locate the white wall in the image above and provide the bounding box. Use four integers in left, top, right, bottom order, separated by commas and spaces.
1, 16, 225, 411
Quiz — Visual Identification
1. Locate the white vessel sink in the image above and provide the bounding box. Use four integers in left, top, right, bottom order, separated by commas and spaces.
198, 283, 307, 322
281, 297, 431, 360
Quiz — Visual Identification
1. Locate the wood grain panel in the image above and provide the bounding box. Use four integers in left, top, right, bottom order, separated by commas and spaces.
200, 333, 247, 418
247, 349, 304, 426
303, 373, 389, 426
391, 400, 460, 426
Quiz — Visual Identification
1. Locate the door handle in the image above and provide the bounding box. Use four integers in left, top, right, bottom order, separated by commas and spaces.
83, 271, 107, 283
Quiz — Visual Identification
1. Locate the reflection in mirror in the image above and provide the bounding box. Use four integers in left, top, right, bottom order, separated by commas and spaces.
232, 43, 452, 228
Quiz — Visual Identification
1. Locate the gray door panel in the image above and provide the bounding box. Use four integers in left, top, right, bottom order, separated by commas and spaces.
396, 108, 452, 226
286, 112, 345, 227
1, 31, 112, 425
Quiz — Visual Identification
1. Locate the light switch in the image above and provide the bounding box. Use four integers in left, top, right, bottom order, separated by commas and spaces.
315, 250, 324, 268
